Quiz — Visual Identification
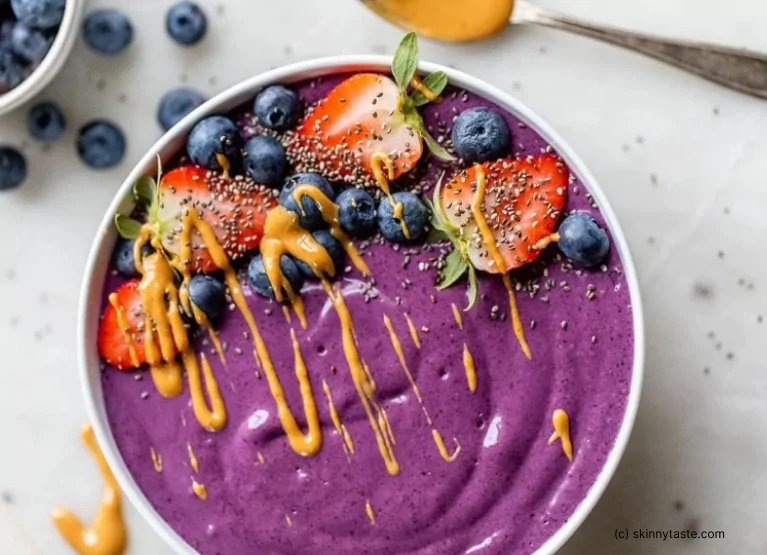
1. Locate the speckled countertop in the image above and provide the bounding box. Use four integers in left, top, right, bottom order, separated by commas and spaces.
0, 0, 765, 553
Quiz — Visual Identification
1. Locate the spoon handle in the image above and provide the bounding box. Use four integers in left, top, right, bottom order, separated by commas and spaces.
513, 1, 767, 99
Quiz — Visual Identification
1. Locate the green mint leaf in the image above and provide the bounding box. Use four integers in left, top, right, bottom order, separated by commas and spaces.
465, 266, 480, 310
133, 175, 156, 206
437, 249, 468, 290
425, 225, 449, 244
421, 126, 455, 161
392, 32, 419, 92
411, 71, 448, 106
114, 214, 142, 240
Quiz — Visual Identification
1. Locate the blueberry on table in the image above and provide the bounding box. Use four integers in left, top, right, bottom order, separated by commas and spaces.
279, 172, 335, 230
166, 1, 207, 46
11, 0, 65, 30
187, 116, 242, 172
253, 85, 300, 131
243, 135, 288, 188
157, 87, 206, 131
112, 238, 153, 277
83, 9, 133, 56
557, 212, 610, 268
188, 274, 226, 325
10, 23, 52, 63
0, 146, 26, 190
377, 191, 429, 243
76, 120, 126, 169
0, 49, 25, 91
27, 101, 65, 142
337, 187, 377, 238
451, 107, 510, 163
247, 253, 304, 301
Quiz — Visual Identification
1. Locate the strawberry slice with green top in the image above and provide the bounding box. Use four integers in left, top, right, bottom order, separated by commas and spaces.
98, 279, 147, 370
429, 154, 569, 308
114, 162, 275, 274
289, 32, 453, 185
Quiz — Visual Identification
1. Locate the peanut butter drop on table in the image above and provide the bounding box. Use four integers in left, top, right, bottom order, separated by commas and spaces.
52, 424, 128, 555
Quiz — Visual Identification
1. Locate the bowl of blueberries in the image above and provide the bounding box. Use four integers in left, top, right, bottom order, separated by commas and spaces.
0, 0, 84, 116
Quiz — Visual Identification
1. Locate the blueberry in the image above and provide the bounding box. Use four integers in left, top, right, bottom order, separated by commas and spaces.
0, 49, 24, 91
112, 238, 153, 277
166, 1, 207, 46
83, 9, 133, 56
247, 253, 304, 301
76, 120, 126, 169
11, 0, 65, 29
451, 107, 510, 163
0, 146, 26, 190
294, 229, 344, 279
189, 274, 226, 325
557, 213, 610, 268
27, 101, 65, 142
337, 188, 377, 238
157, 87, 206, 131
243, 135, 287, 188
187, 116, 242, 171
377, 192, 429, 243
279, 172, 335, 230
254, 85, 300, 131
10, 23, 52, 62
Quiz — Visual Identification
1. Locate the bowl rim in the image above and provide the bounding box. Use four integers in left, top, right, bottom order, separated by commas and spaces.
0, 0, 85, 117
78, 55, 645, 555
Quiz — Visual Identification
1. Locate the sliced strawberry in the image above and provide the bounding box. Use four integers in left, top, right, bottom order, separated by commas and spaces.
440, 154, 569, 273
98, 280, 147, 370
290, 73, 424, 185
157, 165, 275, 273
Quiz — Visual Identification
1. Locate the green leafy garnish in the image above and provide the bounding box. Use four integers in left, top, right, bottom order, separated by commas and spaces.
391, 33, 455, 163
114, 214, 142, 240
133, 175, 156, 206
425, 172, 480, 310
410, 71, 448, 106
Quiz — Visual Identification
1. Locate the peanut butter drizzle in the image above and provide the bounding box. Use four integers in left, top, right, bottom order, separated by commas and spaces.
462, 343, 477, 393
323, 281, 400, 475
532, 232, 560, 252
107, 293, 140, 368
256, 452, 265, 464
52, 424, 128, 555
403, 313, 421, 348
284, 515, 293, 527
409, 75, 440, 102
548, 409, 573, 461
431, 429, 461, 463
365, 500, 376, 525
288, 185, 371, 276
150, 447, 163, 473
215, 153, 231, 180
451, 303, 463, 329
191, 479, 208, 500
185, 352, 227, 432
370, 152, 411, 239
470, 164, 532, 360
191, 304, 226, 365
186, 443, 199, 473
282, 305, 292, 324
382, 314, 432, 425
322, 379, 355, 456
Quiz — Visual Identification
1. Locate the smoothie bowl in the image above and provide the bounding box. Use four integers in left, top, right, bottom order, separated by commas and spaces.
79, 36, 643, 555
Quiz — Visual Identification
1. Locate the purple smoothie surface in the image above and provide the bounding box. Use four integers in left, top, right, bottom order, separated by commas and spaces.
100, 74, 635, 555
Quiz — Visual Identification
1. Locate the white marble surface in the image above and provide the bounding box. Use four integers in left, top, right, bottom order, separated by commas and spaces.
1, 0, 766, 553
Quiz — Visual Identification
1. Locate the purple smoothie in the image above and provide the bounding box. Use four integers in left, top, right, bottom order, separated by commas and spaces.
100, 74, 634, 555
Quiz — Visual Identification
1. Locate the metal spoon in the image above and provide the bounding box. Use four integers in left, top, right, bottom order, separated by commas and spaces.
363, 0, 767, 99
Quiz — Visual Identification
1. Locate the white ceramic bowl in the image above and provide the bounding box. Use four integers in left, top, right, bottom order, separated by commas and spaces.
0, 0, 85, 116
78, 57, 645, 555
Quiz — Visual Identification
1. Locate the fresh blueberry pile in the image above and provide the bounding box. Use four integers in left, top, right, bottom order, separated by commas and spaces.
0, 0, 66, 93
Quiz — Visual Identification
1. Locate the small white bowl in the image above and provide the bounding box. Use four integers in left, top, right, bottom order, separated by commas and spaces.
0, 0, 85, 117
78, 57, 645, 555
